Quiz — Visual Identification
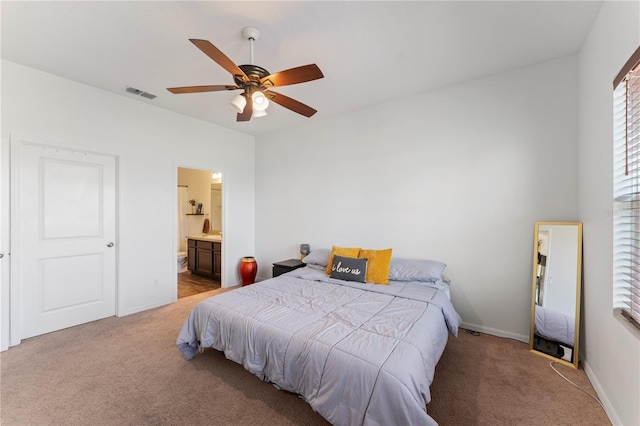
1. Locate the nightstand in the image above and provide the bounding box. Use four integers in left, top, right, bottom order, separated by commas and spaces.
272, 259, 305, 277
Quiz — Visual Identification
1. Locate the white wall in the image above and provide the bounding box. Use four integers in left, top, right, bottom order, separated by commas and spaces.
177, 167, 215, 236
210, 186, 222, 232
1, 60, 255, 349
542, 225, 579, 318
578, 1, 640, 425
255, 56, 579, 342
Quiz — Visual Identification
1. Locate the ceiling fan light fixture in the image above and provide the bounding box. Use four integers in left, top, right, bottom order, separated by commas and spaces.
230, 94, 246, 113
251, 90, 269, 111
253, 109, 267, 118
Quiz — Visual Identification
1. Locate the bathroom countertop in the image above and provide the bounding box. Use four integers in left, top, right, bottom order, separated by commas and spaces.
187, 234, 222, 243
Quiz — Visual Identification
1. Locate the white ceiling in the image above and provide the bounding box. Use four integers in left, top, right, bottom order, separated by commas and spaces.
1, 1, 602, 137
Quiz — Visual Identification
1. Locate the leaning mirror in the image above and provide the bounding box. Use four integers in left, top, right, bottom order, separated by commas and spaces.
530, 222, 582, 369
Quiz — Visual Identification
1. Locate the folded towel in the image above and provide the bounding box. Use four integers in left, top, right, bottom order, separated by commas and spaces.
202, 218, 210, 234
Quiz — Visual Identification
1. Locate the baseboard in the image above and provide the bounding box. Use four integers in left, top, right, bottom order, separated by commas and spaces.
460, 321, 529, 344
583, 360, 620, 425
122, 299, 172, 317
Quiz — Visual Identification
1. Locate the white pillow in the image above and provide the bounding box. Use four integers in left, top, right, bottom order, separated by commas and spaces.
302, 248, 330, 268
388, 258, 446, 282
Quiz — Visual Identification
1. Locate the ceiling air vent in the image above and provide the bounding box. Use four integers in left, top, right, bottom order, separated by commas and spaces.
125, 86, 156, 100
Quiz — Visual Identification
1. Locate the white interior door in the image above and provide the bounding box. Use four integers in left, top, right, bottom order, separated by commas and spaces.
15, 141, 117, 340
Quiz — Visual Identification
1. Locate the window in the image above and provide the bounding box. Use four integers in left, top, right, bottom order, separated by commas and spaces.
613, 45, 640, 331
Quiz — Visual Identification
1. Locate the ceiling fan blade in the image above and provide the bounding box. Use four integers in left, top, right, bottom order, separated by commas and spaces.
265, 90, 317, 117
260, 64, 324, 88
237, 96, 253, 122
167, 85, 240, 94
189, 39, 249, 82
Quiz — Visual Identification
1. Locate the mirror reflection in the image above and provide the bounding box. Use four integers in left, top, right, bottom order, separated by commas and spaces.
530, 222, 582, 368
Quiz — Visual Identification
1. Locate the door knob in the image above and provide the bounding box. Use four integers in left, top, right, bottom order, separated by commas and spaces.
0, 253, 4, 258
107, 242, 114, 247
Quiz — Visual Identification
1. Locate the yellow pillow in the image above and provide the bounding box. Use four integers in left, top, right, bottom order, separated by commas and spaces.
326, 246, 361, 275
358, 248, 393, 284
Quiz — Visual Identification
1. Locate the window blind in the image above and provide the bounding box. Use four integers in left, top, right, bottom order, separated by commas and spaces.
613, 46, 640, 331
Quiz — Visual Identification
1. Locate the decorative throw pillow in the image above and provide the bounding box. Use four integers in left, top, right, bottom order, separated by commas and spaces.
358, 248, 393, 284
330, 255, 368, 283
326, 246, 361, 275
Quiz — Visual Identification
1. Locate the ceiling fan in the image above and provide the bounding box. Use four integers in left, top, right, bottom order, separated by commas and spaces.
167, 27, 324, 122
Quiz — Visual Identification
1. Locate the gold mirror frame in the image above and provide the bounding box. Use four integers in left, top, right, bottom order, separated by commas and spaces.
529, 221, 582, 369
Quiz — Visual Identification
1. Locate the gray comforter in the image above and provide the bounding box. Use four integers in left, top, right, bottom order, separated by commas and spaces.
177, 267, 461, 426
534, 305, 574, 347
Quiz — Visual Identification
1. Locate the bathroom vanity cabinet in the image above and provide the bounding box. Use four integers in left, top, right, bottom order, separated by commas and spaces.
187, 238, 221, 281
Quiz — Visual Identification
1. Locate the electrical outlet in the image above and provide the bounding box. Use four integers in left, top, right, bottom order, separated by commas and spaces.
152, 279, 159, 288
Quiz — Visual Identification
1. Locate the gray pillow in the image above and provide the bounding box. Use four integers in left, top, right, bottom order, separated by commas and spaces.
302, 248, 330, 268
330, 255, 368, 283
388, 258, 446, 282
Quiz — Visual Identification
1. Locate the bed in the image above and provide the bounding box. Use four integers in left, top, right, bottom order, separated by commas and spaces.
177, 249, 461, 426
534, 304, 574, 347
533, 304, 575, 362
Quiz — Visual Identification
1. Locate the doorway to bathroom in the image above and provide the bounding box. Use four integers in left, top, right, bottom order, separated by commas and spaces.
177, 167, 223, 298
